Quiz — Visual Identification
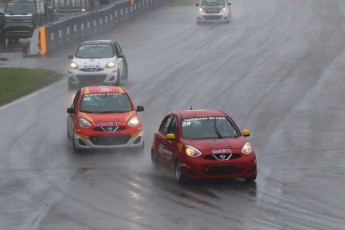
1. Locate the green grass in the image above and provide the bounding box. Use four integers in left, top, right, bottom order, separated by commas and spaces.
0, 68, 61, 106
165, 0, 197, 6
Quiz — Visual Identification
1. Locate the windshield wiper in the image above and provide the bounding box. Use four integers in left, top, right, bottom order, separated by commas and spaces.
97, 111, 128, 113
213, 120, 223, 139
80, 110, 96, 113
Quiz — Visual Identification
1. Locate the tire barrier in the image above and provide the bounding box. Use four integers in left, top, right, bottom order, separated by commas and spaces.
39, 0, 166, 55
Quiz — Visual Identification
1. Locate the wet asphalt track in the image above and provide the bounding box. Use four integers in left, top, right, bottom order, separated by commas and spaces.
1, 0, 345, 229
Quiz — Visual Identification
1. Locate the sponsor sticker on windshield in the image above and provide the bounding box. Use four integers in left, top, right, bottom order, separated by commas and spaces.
182, 116, 226, 126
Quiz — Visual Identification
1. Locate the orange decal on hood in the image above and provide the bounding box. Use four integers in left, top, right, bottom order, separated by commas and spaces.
118, 87, 125, 94
125, 111, 135, 121
80, 112, 94, 123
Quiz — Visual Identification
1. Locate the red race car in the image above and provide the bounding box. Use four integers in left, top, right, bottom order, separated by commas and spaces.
67, 86, 144, 152
151, 109, 257, 183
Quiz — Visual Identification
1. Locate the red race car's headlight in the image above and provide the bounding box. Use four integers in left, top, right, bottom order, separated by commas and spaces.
185, 145, 202, 157
241, 142, 253, 154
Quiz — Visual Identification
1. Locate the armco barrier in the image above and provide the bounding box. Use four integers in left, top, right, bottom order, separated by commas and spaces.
40, 0, 166, 55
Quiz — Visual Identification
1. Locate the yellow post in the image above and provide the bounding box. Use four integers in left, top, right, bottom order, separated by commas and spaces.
39, 27, 47, 56
130, 0, 134, 7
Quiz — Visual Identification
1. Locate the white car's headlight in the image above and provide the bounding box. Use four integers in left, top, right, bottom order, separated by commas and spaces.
185, 145, 202, 157
198, 7, 204, 13
106, 61, 117, 68
221, 7, 228, 12
241, 142, 253, 154
78, 118, 91, 128
128, 116, 140, 127
70, 62, 78, 69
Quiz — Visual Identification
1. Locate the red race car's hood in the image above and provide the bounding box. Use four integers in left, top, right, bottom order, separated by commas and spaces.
79, 111, 136, 124
184, 137, 248, 152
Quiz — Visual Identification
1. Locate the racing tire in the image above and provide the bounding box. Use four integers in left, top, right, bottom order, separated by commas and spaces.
72, 133, 80, 153
121, 59, 128, 80
151, 149, 159, 169
244, 174, 257, 183
175, 159, 186, 183
67, 123, 71, 140
115, 70, 120, 86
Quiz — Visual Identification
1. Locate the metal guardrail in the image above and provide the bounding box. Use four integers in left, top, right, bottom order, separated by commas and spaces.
40, 0, 166, 54
43, 0, 112, 23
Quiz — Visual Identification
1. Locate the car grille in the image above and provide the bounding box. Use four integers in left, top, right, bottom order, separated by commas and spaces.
203, 165, 243, 176
205, 9, 221, 14
89, 135, 131, 145
79, 68, 104, 72
76, 74, 107, 84
203, 153, 240, 161
93, 126, 126, 132
203, 15, 223, 20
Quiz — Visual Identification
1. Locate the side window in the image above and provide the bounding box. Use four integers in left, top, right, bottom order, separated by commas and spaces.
72, 91, 81, 110
114, 43, 120, 56
115, 43, 124, 56
159, 115, 173, 135
169, 116, 178, 137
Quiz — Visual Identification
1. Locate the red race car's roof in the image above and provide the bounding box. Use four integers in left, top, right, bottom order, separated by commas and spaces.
82, 86, 126, 95
174, 109, 228, 119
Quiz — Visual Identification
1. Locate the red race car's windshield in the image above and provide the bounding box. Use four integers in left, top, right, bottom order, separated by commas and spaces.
181, 116, 239, 139
80, 93, 133, 113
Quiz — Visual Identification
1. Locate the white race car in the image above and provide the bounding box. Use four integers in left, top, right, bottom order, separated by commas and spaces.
68, 40, 128, 88
196, 0, 231, 24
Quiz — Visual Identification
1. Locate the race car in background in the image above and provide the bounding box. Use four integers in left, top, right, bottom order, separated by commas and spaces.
68, 40, 128, 88
196, 0, 231, 24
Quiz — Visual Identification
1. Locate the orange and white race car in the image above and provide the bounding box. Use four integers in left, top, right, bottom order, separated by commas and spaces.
67, 86, 144, 152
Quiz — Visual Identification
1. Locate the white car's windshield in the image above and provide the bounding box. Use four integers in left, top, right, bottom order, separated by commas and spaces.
75, 44, 114, 58
181, 116, 239, 139
80, 93, 133, 113
201, 0, 226, 6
